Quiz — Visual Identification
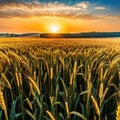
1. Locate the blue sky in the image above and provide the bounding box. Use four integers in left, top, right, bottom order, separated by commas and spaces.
0, 0, 120, 18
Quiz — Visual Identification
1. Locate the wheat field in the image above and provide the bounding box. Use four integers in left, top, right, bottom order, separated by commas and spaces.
0, 37, 120, 120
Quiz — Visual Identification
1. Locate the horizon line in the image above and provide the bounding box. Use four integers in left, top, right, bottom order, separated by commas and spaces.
1, 31, 120, 34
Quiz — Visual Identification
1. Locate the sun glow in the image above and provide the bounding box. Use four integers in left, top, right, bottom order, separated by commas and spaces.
50, 25, 60, 33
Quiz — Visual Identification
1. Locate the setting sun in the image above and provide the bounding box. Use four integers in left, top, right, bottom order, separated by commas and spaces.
50, 25, 59, 33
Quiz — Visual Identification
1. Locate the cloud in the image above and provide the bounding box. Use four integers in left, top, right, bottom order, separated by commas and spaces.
95, 6, 106, 10
75, 1, 89, 10
1, 0, 116, 21
0, 1, 91, 19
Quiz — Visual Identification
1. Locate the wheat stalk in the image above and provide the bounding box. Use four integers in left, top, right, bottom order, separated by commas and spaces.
18, 73, 22, 86
99, 83, 103, 100
70, 73, 73, 85
1, 73, 11, 89
15, 72, 20, 87
46, 110, 56, 120
33, 71, 36, 81
0, 91, 8, 120
116, 104, 120, 120
0, 52, 10, 66
103, 68, 108, 80
26, 98, 33, 110
50, 67, 53, 80
65, 101, 70, 119
73, 61, 77, 80
101, 87, 109, 105
29, 83, 35, 96
91, 95, 100, 116
27, 77, 40, 95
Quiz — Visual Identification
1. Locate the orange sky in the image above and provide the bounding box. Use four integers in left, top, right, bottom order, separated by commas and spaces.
1, 16, 120, 33
0, 1, 120, 33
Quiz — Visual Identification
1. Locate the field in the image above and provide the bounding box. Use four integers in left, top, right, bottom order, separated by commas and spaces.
0, 37, 120, 120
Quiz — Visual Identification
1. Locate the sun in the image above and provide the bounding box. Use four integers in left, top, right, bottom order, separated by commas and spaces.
50, 25, 59, 33
46, 22, 65, 33
51, 26, 58, 33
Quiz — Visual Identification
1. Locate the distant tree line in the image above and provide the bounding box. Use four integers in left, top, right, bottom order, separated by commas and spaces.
1, 32, 120, 38
40, 32, 120, 38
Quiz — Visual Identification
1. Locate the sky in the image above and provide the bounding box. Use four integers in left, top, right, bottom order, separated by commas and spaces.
0, 0, 120, 33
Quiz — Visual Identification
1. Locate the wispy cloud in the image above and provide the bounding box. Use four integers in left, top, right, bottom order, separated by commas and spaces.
0, 1, 91, 19
75, 1, 89, 10
0, 0, 118, 21
95, 6, 106, 10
